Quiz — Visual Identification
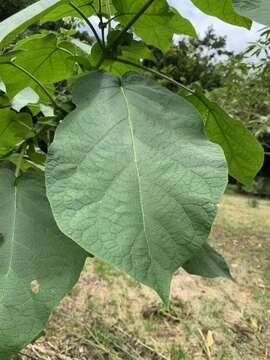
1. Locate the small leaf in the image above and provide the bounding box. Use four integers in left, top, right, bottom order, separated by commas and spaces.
11, 87, 39, 112
0, 109, 34, 157
0, 79, 6, 93
46, 71, 227, 303
183, 244, 232, 279
183, 92, 264, 186
91, 39, 154, 76
40, 104, 55, 117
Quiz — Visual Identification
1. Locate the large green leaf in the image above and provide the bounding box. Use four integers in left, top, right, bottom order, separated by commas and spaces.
190, 0, 251, 28
183, 244, 232, 279
183, 92, 264, 186
0, 0, 62, 48
0, 33, 77, 100
0, 168, 86, 359
46, 71, 227, 302
0, 109, 34, 157
40, 0, 95, 23
233, 0, 270, 26
113, 0, 196, 52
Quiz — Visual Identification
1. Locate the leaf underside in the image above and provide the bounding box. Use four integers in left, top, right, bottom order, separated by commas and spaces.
46, 71, 227, 303
233, 0, 270, 26
0, 168, 86, 359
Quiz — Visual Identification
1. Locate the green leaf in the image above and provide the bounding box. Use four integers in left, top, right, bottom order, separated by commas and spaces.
91, 38, 155, 76
46, 71, 227, 303
11, 87, 40, 112
183, 244, 232, 279
113, 0, 196, 52
0, 168, 87, 359
0, 33, 77, 100
40, 0, 95, 23
0, 0, 62, 48
190, 0, 251, 29
183, 92, 264, 186
0, 79, 6, 93
233, 0, 270, 26
40, 103, 55, 117
0, 109, 34, 157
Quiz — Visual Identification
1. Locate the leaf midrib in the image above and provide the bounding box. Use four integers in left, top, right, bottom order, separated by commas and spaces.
6, 183, 17, 276
120, 86, 151, 260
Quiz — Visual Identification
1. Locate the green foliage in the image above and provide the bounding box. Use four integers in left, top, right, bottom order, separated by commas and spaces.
0, 0, 267, 357
0, 168, 86, 358
233, 0, 270, 26
183, 244, 232, 279
191, 0, 252, 28
46, 71, 227, 303
0, 110, 33, 157
183, 91, 264, 186
113, 0, 196, 51
0, 0, 61, 47
144, 28, 233, 91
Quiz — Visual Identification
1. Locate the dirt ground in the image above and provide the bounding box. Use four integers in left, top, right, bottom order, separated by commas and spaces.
18, 194, 270, 360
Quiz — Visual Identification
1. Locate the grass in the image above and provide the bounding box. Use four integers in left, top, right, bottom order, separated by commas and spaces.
19, 194, 270, 360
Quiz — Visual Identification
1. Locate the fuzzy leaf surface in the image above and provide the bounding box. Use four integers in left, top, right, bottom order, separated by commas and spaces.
183, 244, 232, 279
0, 168, 86, 359
233, 0, 270, 25
46, 71, 227, 302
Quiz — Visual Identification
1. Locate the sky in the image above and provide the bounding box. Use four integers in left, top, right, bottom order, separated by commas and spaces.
169, 0, 263, 53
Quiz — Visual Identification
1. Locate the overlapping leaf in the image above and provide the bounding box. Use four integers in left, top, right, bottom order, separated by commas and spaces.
191, 0, 251, 28
183, 92, 264, 186
233, 0, 270, 26
46, 71, 227, 302
91, 38, 155, 75
113, 0, 196, 52
0, 168, 87, 359
0, 33, 77, 100
40, 0, 95, 24
0, 0, 62, 48
0, 109, 33, 157
183, 244, 232, 279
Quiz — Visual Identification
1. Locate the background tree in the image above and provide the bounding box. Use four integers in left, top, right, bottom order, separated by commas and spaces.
144, 28, 233, 91
0, 0, 36, 21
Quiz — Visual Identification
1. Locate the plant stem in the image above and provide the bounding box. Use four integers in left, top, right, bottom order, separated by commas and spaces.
69, 1, 104, 50
114, 58, 195, 95
15, 144, 26, 178
97, 0, 156, 69
98, 0, 105, 46
0, 103, 10, 109
106, 0, 112, 31
8, 61, 59, 108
